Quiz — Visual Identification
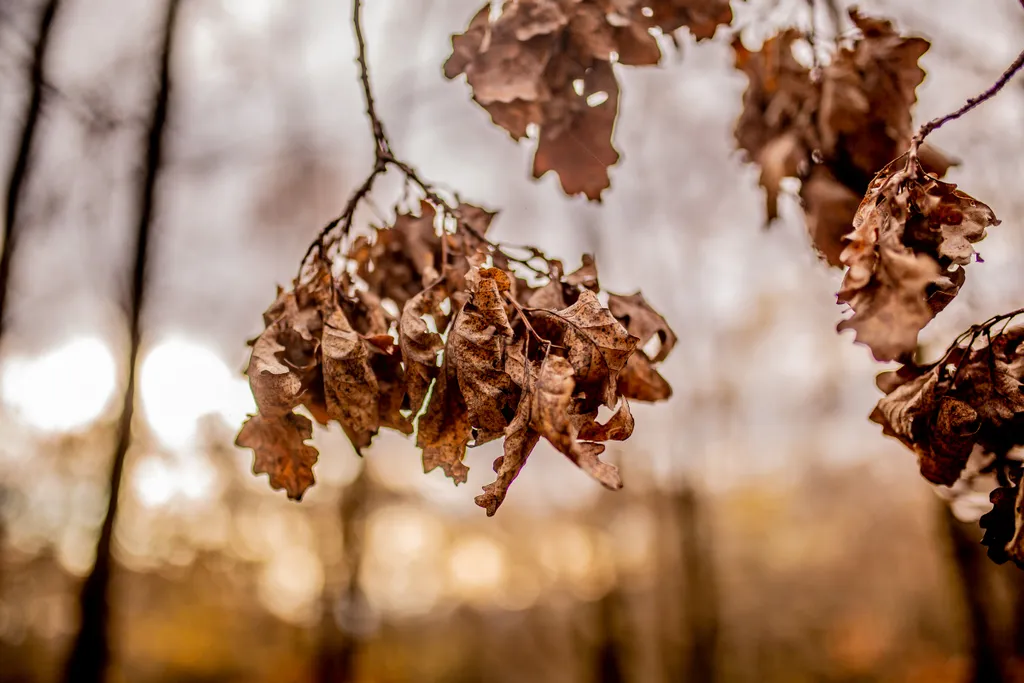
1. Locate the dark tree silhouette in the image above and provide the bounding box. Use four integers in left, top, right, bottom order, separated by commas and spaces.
942, 502, 1006, 683
678, 484, 720, 683
61, 1, 182, 681
0, 0, 62, 341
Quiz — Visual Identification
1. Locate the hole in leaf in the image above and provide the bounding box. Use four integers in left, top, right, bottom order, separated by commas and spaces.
586, 91, 608, 107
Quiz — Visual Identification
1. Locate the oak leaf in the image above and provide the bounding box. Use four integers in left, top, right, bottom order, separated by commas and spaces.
349, 201, 440, 309
533, 59, 620, 200
838, 158, 999, 361
237, 412, 319, 501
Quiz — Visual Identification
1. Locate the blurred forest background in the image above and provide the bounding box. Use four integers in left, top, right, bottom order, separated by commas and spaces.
1, 0, 1024, 681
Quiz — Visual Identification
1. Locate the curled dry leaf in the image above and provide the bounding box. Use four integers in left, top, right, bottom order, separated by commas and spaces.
400, 286, 446, 416
608, 291, 677, 362
237, 206, 677, 511
980, 484, 1024, 569
444, 0, 739, 200
732, 10, 955, 266
838, 157, 999, 361
475, 389, 540, 516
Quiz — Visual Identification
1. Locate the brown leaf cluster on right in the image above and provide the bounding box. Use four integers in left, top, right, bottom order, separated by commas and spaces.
733, 9, 956, 266
871, 325, 1024, 567
445, 0, 740, 201
236, 198, 676, 513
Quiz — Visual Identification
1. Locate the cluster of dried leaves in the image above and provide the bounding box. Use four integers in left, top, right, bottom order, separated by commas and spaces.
734, 9, 1001, 363
871, 324, 1024, 566
733, 9, 956, 267
444, 0, 738, 201
236, 200, 676, 513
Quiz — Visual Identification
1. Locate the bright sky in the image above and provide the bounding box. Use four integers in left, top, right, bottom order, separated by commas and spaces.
0, 336, 255, 508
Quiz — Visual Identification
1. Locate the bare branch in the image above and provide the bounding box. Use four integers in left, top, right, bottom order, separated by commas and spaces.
909, 47, 1024, 164
0, 0, 62, 342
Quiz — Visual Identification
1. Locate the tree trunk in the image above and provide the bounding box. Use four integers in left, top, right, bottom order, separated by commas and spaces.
594, 588, 626, 683
941, 501, 1006, 683
676, 484, 720, 683
316, 463, 370, 683
61, 2, 181, 681
0, 0, 62, 340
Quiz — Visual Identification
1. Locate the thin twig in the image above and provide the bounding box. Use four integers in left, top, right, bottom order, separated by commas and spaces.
909, 47, 1024, 166
925, 306, 1024, 388
298, 0, 570, 294
505, 292, 552, 351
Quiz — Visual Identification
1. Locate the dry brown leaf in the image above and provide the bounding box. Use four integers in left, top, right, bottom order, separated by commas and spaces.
647, 0, 735, 39
531, 354, 622, 490
565, 253, 599, 292
247, 289, 321, 418
608, 291, 677, 363
417, 345, 473, 484
533, 60, 620, 200
535, 289, 638, 407
322, 309, 380, 452
578, 399, 634, 441
450, 270, 517, 432
349, 201, 440, 309
475, 388, 541, 516
981, 484, 1024, 568
800, 166, 863, 266
237, 412, 319, 501
617, 349, 673, 402
368, 343, 414, 435
445, 0, 741, 200
838, 158, 999, 361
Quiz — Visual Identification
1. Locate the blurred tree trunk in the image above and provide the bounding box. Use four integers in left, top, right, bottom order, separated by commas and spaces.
316, 463, 370, 683
941, 502, 1006, 683
594, 588, 627, 683
0, 0, 61, 340
676, 484, 720, 683
61, 2, 181, 681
